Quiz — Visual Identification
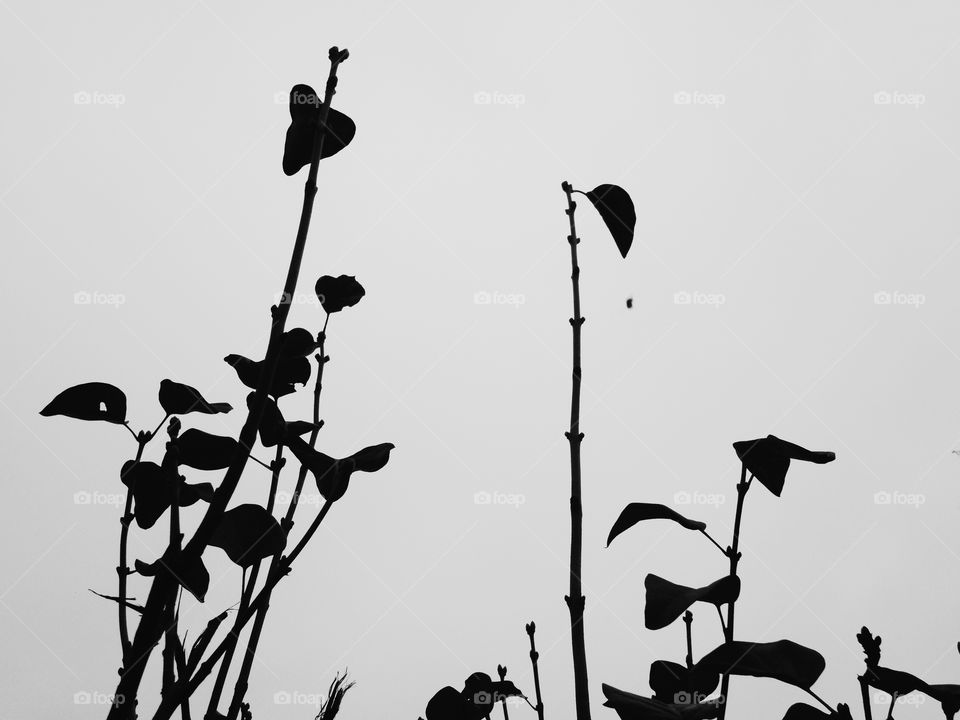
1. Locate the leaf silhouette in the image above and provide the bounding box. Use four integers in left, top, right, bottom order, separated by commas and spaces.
697, 640, 825, 690
585, 184, 636, 259
922, 684, 960, 718
315, 275, 366, 314
159, 379, 232, 416
280, 328, 318, 358
732, 435, 835, 497
601, 683, 722, 719
607, 503, 707, 547
649, 660, 719, 703
168, 551, 209, 602
209, 504, 286, 567
645, 574, 740, 630
864, 666, 929, 697
282, 84, 356, 176
286, 436, 394, 502
783, 703, 853, 720
176, 429, 239, 471
224, 354, 311, 397
253, 394, 322, 448
121, 460, 174, 529
40, 382, 126, 423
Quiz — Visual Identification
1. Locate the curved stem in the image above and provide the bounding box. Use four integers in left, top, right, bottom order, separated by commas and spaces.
561, 180, 591, 720
118, 434, 149, 661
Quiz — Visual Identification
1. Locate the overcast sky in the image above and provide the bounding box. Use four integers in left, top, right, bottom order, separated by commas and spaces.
4, 2, 960, 719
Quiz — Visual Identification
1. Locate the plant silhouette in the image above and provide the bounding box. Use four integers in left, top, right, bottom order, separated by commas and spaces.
41, 47, 395, 720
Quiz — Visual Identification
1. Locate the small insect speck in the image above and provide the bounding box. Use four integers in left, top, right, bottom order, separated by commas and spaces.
626, 297, 633, 309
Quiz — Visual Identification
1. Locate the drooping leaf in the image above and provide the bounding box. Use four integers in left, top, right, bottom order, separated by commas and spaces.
607, 503, 706, 547
287, 436, 394, 502
121, 460, 174, 529
645, 575, 740, 631
601, 683, 721, 720
649, 660, 719, 704
922, 684, 960, 717
176, 429, 239, 471
732, 435, 835, 497
40, 382, 126, 423
210, 504, 286, 567
697, 640, 825, 690
585, 184, 636, 259
159, 379, 232, 416
252, 394, 322, 448
89, 589, 145, 614
224, 354, 311, 397
315, 275, 365, 314
168, 551, 209, 602
282, 84, 356, 176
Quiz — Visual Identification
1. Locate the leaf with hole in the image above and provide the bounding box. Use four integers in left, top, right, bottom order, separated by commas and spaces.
40, 382, 127, 423
607, 503, 706, 547
283, 84, 356, 176
697, 640, 825, 690
585, 184, 636, 258
733, 435, 835, 497
210, 504, 286, 567
159, 379, 232, 416
645, 574, 740, 630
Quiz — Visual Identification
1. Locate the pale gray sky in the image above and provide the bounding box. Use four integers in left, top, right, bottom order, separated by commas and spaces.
3, 2, 960, 719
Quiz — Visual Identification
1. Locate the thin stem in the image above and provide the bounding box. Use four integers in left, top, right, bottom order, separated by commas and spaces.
152, 414, 171, 438
717, 464, 750, 720
118, 434, 148, 662
683, 611, 694, 669
498, 666, 510, 720
804, 688, 835, 714
714, 605, 726, 635
107, 48, 349, 720
699, 528, 727, 556
561, 180, 591, 720
525, 623, 545, 720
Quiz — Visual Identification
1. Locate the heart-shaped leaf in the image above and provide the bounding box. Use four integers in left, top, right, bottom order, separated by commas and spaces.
282, 84, 356, 176
649, 660, 719, 704
733, 435, 835, 497
697, 640, 825, 690
280, 328, 318, 358
210, 504, 286, 567
159, 379, 232, 416
585, 184, 636, 258
315, 275, 365, 314
607, 503, 706, 547
176, 429, 239, 471
41, 382, 127, 423
287, 436, 394, 502
602, 683, 721, 720
645, 575, 740, 630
